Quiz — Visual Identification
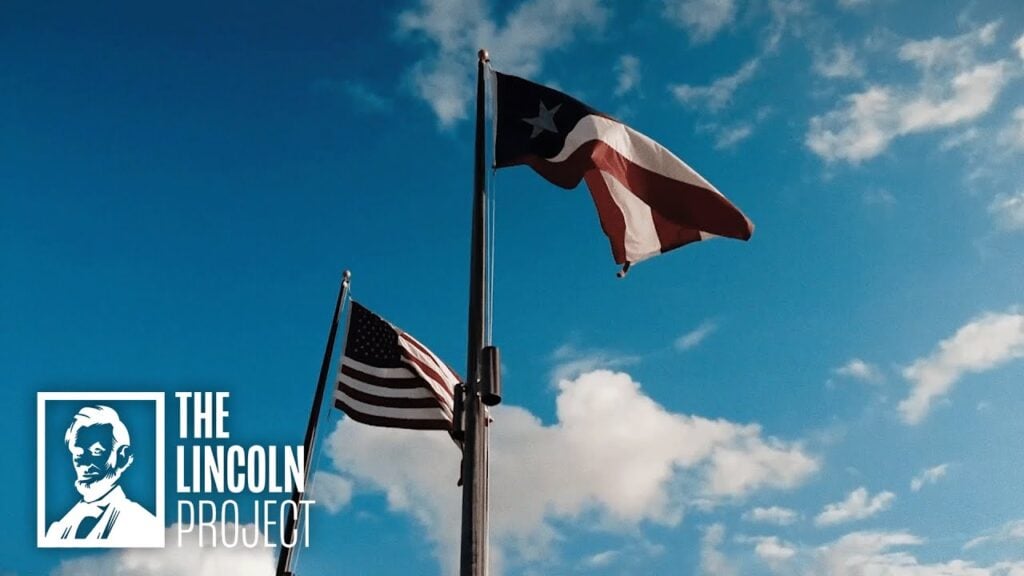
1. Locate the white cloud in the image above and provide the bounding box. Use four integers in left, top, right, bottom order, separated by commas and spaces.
833, 358, 883, 382
755, 536, 797, 560
615, 55, 641, 97
988, 192, 1024, 231
964, 519, 1024, 550
699, 108, 771, 150
863, 188, 897, 208
899, 308, 1024, 424
837, 0, 870, 8
897, 22, 1000, 71
342, 81, 392, 113
662, 0, 737, 44
675, 320, 718, 351
742, 535, 797, 570
398, 0, 607, 126
764, 0, 806, 54
730, 528, 1024, 575
312, 470, 354, 513
743, 505, 799, 525
814, 44, 864, 79
324, 369, 818, 574
815, 487, 895, 526
806, 22, 1014, 163
997, 107, 1024, 151
582, 550, 619, 568
941, 127, 981, 150
910, 463, 950, 492
713, 124, 754, 150
700, 523, 738, 576
671, 59, 759, 112
549, 343, 640, 384
814, 530, 1003, 576
1016, 34, 1024, 60
312, 78, 393, 113
51, 524, 275, 576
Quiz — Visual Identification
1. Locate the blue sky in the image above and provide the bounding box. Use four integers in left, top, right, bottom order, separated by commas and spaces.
3, 0, 1024, 575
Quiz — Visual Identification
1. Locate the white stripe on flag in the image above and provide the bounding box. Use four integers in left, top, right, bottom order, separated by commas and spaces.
398, 335, 457, 402
340, 356, 417, 379
337, 373, 437, 399
401, 332, 461, 385
334, 391, 450, 422
600, 170, 662, 263
551, 115, 723, 196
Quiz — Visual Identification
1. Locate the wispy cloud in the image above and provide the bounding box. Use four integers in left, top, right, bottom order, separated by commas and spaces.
806, 22, 1015, 163
713, 124, 754, 150
698, 107, 771, 150
899, 308, 1024, 424
398, 0, 607, 126
910, 463, 949, 492
833, 358, 884, 383
582, 550, 619, 568
739, 535, 797, 570
671, 59, 759, 112
813, 44, 865, 79
811, 531, 1019, 575
742, 528, 1024, 575
963, 518, 1024, 550
662, 0, 737, 44
549, 343, 640, 384
940, 126, 980, 150
987, 191, 1024, 232
862, 188, 897, 208
742, 505, 799, 525
675, 320, 718, 351
997, 107, 1024, 151
312, 470, 354, 513
700, 524, 738, 576
814, 487, 895, 526
313, 78, 394, 113
615, 55, 641, 97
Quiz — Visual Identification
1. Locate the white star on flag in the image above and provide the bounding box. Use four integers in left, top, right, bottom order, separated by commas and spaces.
522, 101, 561, 138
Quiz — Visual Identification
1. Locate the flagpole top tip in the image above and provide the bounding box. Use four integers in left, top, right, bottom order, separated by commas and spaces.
478, 49, 489, 62
343, 270, 351, 282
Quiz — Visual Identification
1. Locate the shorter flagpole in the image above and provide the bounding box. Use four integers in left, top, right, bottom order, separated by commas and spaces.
276, 270, 352, 576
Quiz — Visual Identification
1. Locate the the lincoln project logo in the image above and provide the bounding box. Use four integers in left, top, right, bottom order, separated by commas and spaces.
37, 392, 165, 548
38, 391, 313, 551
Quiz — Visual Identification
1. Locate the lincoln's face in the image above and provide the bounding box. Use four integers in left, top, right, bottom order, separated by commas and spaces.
68, 423, 122, 500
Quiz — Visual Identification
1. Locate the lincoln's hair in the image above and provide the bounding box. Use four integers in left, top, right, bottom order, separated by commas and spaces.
64, 405, 132, 451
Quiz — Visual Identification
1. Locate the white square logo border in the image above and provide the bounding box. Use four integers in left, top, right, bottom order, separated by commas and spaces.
37, 392, 165, 548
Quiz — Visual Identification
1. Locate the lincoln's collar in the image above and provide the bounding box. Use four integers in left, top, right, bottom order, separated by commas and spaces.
83, 485, 127, 507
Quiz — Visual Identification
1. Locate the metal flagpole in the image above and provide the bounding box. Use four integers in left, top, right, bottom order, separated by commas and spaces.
276, 270, 352, 576
460, 49, 492, 576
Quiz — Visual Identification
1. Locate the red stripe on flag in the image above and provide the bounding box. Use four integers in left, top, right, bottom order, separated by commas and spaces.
528, 139, 752, 240
337, 383, 446, 409
339, 364, 423, 389
334, 400, 451, 430
582, 168, 629, 264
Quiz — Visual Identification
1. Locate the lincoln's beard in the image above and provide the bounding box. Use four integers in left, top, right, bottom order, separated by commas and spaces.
75, 466, 125, 503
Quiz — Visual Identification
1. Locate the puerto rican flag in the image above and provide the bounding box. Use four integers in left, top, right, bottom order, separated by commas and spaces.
494, 71, 754, 273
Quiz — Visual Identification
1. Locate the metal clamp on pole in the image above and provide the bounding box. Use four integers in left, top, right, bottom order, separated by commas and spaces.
481, 346, 501, 406
452, 383, 466, 441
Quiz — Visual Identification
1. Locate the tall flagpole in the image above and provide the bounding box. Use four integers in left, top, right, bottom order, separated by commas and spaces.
460, 49, 491, 576
277, 270, 352, 576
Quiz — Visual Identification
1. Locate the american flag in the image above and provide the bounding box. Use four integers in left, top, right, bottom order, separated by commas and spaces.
335, 300, 459, 431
